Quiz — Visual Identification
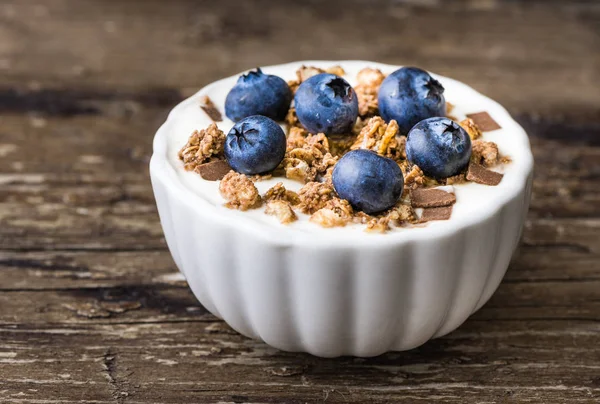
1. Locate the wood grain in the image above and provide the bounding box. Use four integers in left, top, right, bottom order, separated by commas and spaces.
0, 0, 599, 403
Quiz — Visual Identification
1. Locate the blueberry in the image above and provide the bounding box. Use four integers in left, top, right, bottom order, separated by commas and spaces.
332, 149, 404, 214
295, 73, 358, 135
225, 68, 292, 122
378, 67, 446, 134
224, 115, 286, 175
406, 117, 472, 179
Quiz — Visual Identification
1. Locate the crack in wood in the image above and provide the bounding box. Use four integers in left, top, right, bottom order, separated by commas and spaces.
102, 349, 131, 404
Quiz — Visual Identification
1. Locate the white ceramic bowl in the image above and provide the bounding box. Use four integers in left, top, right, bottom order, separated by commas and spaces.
150, 61, 533, 357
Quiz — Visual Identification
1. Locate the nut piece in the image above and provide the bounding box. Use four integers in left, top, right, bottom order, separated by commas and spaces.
355, 68, 386, 117
459, 118, 482, 140
265, 200, 297, 224
298, 182, 336, 214
179, 124, 226, 171
351, 116, 404, 160
219, 171, 262, 210
263, 182, 301, 205
471, 139, 500, 167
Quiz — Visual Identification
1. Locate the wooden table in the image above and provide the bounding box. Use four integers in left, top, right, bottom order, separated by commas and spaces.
1, 1, 598, 402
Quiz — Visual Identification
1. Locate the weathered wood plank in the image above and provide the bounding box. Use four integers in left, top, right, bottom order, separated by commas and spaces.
0, 320, 598, 403
0, 280, 598, 326
0, 0, 598, 119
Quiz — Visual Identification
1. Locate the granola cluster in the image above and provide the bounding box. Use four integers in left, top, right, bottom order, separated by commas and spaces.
459, 117, 483, 140
263, 182, 300, 205
310, 198, 354, 228
282, 131, 338, 183
178, 123, 226, 172
265, 200, 297, 224
219, 171, 262, 211
354, 67, 386, 117
471, 139, 499, 167
180, 65, 511, 233
350, 116, 404, 161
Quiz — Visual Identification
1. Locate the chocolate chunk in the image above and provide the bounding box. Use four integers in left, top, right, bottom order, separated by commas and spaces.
410, 188, 456, 208
200, 96, 223, 122
466, 162, 503, 186
195, 160, 232, 181
420, 206, 453, 222
466, 111, 501, 132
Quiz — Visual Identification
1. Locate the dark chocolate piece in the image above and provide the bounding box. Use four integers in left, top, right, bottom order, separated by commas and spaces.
195, 160, 232, 181
410, 188, 456, 208
466, 162, 503, 186
466, 111, 501, 131
200, 96, 223, 122
420, 206, 453, 222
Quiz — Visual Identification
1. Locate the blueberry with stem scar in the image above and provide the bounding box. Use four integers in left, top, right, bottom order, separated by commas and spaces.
406, 117, 472, 179
295, 73, 358, 135
378, 67, 446, 134
225, 68, 292, 122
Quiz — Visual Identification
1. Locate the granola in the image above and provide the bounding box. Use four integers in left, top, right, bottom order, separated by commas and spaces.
178, 124, 226, 171
350, 116, 404, 161
286, 126, 309, 151
354, 67, 385, 117
263, 182, 301, 205
298, 181, 336, 214
310, 198, 354, 228
471, 139, 499, 167
460, 118, 483, 140
282, 133, 338, 183
363, 201, 416, 232
285, 107, 300, 128
265, 200, 297, 224
219, 171, 262, 211
402, 164, 441, 189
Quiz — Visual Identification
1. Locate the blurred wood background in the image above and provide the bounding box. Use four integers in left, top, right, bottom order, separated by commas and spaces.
0, 0, 598, 402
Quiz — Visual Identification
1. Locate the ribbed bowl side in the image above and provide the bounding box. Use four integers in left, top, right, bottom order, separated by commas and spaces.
151, 157, 532, 357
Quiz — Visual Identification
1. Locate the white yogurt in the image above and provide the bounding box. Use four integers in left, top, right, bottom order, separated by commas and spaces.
162, 61, 531, 236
